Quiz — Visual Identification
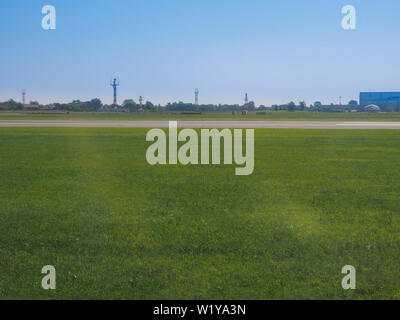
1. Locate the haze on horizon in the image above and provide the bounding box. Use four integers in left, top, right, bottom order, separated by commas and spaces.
0, 0, 399, 106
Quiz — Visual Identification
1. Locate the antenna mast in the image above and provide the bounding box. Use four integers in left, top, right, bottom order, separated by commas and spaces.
194, 88, 199, 106
110, 78, 120, 106
139, 96, 144, 110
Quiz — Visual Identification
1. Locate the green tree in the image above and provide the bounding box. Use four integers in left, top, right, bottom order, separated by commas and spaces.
248, 101, 256, 111
123, 99, 138, 112
145, 101, 154, 110
314, 101, 322, 107
90, 98, 102, 107
288, 101, 296, 112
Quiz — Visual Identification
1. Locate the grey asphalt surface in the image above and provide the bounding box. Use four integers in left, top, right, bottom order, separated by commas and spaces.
1, 120, 400, 129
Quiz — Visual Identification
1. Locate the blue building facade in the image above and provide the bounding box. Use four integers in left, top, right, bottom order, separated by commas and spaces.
360, 92, 400, 111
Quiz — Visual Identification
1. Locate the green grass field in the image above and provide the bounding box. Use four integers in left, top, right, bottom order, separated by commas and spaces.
1, 110, 400, 121
0, 128, 399, 299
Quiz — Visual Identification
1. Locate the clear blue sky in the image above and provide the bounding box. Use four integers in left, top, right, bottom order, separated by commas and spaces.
0, 0, 399, 106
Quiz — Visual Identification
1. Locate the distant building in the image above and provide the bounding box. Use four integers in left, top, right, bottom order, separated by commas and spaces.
364, 104, 381, 112
41, 105, 55, 110
360, 92, 400, 111
24, 104, 40, 110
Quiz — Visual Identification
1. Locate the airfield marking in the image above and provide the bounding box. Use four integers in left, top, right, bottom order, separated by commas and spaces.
335, 122, 400, 126
0, 120, 400, 129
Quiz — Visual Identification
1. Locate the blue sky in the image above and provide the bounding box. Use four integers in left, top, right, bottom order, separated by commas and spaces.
0, 0, 399, 105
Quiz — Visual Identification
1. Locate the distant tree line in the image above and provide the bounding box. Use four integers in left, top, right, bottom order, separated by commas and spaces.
0, 99, 24, 110
163, 101, 256, 112
52, 99, 103, 111
0, 98, 103, 111
0, 97, 390, 112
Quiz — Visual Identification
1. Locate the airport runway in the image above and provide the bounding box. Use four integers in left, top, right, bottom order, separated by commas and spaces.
1, 120, 400, 129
